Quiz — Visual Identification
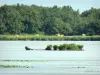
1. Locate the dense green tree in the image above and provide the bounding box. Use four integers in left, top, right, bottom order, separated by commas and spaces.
81, 8, 100, 35
0, 4, 100, 35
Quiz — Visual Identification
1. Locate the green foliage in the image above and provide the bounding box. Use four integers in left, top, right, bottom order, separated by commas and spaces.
0, 35, 100, 40
25, 46, 31, 50
0, 4, 100, 35
67, 44, 80, 50
53, 45, 58, 50
58, 44, 68, 50
58, 45, 64, 50
45, 45, 52, 50
0, 65, 33, 68
77, 45, 83, 50
45, 43, 83, 51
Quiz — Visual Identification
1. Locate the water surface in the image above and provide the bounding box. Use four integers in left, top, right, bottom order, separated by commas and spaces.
0, 41, 100, 74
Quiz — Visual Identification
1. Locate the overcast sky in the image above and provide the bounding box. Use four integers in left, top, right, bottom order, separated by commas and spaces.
0, 0, 100, 13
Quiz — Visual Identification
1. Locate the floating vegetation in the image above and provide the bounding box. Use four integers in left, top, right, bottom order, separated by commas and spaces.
77, 66, 85, 68
45, 45, 52, 50
45, 44, 83, 51
0, 65, 33, 68
86, 70, 100, 72
25, 46, 33, 50
72, 66, 86, 68
25, 43, 84, 51
0, 60, 48, 62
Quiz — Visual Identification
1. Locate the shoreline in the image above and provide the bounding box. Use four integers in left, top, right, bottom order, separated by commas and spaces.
0, 35, 100, 41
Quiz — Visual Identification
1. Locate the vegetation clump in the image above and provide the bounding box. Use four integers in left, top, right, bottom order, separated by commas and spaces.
25, 43, 83, 51
67, 44, 80, 50
77, 45, 83, 50
0, 60, 48, 62
0, 65, 33, 68
53, 45, 58, 50
45, 44, 83, 51
25, 46, 33, 50
25, 46, 31, 50
45, 45, 52, 50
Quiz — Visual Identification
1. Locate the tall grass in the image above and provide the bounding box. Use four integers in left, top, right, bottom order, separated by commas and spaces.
0, 35, 100, 41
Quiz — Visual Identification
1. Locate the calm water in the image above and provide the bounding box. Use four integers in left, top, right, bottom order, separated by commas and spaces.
0, 41, 100, 75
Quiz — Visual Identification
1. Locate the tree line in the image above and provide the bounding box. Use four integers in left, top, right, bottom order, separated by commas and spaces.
0, 4, 100, 35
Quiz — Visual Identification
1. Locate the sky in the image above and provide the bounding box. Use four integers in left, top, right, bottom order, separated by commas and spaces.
0, 0, 100, 13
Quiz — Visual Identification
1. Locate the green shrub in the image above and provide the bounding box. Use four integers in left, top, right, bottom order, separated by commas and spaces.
58, 45, 64, 50
45, 45, 52, 50
62, 44, 68, 50
53, 45, 58, 50
25, 46, 31, 50
77, 45, 83, 50
45, 44, 84, 51
67, 44, 80, 50
58, 44, 68, 50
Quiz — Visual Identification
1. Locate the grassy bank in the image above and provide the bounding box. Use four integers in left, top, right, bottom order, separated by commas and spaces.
0, 35, 100, 41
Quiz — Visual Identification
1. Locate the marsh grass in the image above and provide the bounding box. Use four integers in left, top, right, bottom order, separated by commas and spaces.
0, 35, 100, 41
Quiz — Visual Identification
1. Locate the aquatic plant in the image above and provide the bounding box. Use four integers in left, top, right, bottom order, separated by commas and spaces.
45, 44, 83, 51
67, 44, 80, 50
26, 43, 84, 51
45, 45, 52, 50
0, 65, 33, 68
58, 45, 64, 50
0, 60, 48, 62
53, 45, 58, 50
77, 45, 83, 50
25, 46, 31, 50
58, 44, 67, 50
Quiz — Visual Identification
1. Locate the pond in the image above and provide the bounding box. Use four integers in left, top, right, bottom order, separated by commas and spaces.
0, 41, 100, 75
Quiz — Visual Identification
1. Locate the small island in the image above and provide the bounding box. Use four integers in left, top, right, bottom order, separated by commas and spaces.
25, 43, 83, 51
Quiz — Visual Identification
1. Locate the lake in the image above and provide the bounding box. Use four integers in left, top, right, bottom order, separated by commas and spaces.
0, 41, 100, 75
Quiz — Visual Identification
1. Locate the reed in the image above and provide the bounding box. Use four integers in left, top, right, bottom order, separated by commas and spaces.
0, 35, 100, 41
